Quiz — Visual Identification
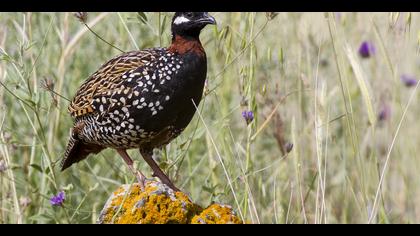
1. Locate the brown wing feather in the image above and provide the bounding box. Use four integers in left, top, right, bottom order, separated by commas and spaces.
68, 49, 159, 118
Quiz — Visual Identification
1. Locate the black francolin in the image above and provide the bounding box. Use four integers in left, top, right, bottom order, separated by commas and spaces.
61, 12, 216, 191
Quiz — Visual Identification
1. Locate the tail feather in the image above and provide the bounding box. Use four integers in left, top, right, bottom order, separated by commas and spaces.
61, 134, 104, 171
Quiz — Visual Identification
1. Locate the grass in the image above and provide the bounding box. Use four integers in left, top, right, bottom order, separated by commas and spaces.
0, 12, 419, 224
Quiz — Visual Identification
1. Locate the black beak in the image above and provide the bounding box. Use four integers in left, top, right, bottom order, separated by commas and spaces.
198, 14, 216, 25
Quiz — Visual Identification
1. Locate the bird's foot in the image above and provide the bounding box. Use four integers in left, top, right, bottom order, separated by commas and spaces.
135, 171, 148, 191
152, 173, 181, 192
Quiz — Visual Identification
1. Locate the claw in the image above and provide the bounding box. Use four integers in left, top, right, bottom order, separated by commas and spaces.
135, 171, 146, 191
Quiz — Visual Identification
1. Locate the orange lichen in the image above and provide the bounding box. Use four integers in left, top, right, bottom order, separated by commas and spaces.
191, 204, 243, 224
98, 181, 242, 224
99, 182, 200, 224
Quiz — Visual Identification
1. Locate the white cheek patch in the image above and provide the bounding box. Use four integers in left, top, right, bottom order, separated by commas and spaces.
173, 16, 190, 25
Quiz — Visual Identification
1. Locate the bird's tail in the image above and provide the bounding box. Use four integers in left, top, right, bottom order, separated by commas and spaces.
61, 125, 104, 171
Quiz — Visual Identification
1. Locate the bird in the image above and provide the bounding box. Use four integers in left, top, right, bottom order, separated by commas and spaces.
61, 12, 216, 192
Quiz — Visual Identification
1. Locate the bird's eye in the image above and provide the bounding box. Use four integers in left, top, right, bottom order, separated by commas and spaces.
185, 12, 193, 18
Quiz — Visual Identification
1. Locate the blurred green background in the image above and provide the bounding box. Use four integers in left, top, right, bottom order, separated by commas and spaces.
0, 12, 419, 223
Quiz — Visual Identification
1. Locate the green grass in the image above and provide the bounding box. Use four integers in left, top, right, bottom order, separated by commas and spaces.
0, 12, 419, 224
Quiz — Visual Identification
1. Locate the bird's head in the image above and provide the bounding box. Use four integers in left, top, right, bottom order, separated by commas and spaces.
171, 12, 216, 40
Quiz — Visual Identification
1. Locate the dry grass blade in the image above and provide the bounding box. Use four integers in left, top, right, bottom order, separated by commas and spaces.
344, 44, 376, 127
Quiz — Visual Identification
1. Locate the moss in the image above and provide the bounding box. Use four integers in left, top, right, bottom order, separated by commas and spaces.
98, 181, 242, 224
191, 204, 243, 224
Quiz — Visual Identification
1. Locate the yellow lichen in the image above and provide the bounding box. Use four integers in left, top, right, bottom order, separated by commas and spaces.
99, 182, 201, 224
98, 181, 242, 224
191, 204, 243, 224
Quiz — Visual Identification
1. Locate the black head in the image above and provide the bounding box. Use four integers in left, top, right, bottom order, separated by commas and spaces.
171, 12, 216, 39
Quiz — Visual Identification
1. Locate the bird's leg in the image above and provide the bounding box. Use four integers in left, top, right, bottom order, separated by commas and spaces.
117, 149, 147, 191
139, 149, 180, 192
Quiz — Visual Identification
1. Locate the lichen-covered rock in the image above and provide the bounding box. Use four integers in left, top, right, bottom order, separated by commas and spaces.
191, 204, 242, 224
98, 181, 243, 224
98, 181, 200, 224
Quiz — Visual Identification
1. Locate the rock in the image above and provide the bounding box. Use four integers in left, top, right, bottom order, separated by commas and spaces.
98, 181, 243, 224
191, 204, 242, 224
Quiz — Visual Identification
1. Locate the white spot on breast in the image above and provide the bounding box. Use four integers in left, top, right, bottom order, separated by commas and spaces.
138, 81, 144, 87
120, 97, 126, 103
165, 95, 170, 101
134, 91, 140, 96
152, 111, 158, 116
148, 103, 153, 108
140, 97, 145, 102
133, 100, 139, 106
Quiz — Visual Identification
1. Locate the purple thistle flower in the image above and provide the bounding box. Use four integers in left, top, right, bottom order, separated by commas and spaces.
285, 142, 294, 153
378, 104, 391, 122
242, 110, 254, 125
401, 74, 418, 87
358, 41, 376, 58
50, 191, 65, 207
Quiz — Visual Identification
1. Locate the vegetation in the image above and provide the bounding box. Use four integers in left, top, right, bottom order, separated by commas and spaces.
0, 12, 419, 223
